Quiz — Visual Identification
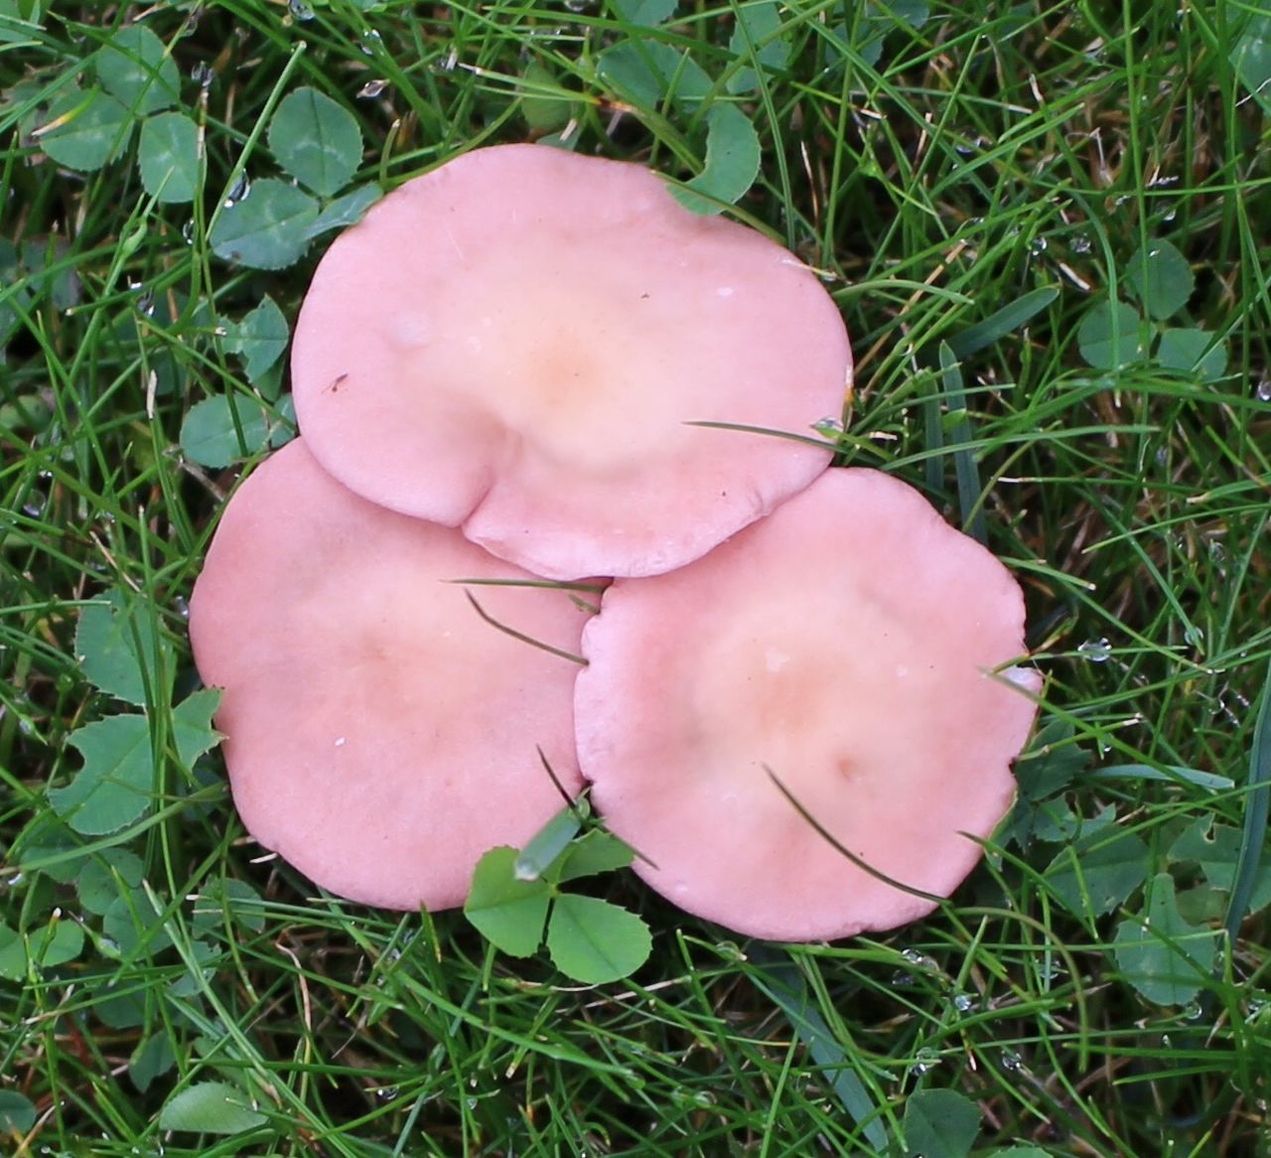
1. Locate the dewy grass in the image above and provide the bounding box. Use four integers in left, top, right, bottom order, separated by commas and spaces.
2, 0, 1269, 1153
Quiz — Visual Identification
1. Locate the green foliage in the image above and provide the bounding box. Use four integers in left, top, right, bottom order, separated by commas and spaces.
51, 689, 220, 835
1043, 823, 1150, 920
1077, 239, 1228, 380
902, 1087, 981, 1158
159, 1081, 267, 1135
1229, 1, 1271, 113
465, 817, 651, 984
1113, 873, 1217, 1006
179, 391, 294, 468
223, 296, 290, 385
0, 916, 84, 980
75, 587, 172, 707
39, 87, 131, 171
95, 24, 179, 116
0, 1091, 37, 1134
267, 87, 363, 198
672, 104, 762, 214
137, 111, 199, 203
3, 0, 1270, 1153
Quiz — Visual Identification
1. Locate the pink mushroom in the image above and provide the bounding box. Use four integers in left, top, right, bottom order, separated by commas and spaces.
188, 439, 590, 910
575, 468, 1040, 941
290, 143, 851, 581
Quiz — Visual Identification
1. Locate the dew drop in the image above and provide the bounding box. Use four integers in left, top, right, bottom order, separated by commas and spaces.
172, 595, 189, 620
1077, 637, 1111, 662
1001, 1049, 1024, 1072
377, 1085, 398, 1099
191, 61, 214, 88
1071, 233, 1093, 254
911, 1046, 941, 1076
564, 0, 593, 10
22, 491, 47, 517
361, 29, 384, 55
181, 219, 196, 245
813, 416, 843, 437
224, 173, 251, 208
953, 992, 975, 1013
1256, 378, 1271, 403
357, 78, 389, 99
288, 0, 316, 21
1029, 236, 1049, 255
890, 971, 915, 988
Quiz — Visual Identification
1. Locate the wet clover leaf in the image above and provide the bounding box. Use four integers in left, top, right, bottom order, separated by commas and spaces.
304, 183, 383, 240
96, 24, 180, 116
138, 112, 199, 204
224, 296, 290, 384
0, 1090, 37, 1134
1076, 299, 1146, 370
180, 393, 295, 468
546, 894, 651, 985
1114, 872, 1217, 1006
1043, 823, 1150, 920
76, 587, 173, 707
39, 88, 132, 172
0, 917, 85, 981
466, 811, 652, 983
902, 1087, 981, 1158
51, 691, 220, 836
727, 0, 791, 94
209, 178, 319, 270
268, 86, 363, 197
611, 0, 678, 26
465, 846, 552, 957
673, 103, 761, 215
1156, 327, 1228, 381
597, 39, 712, 111
159, 1081, 267, 1136
1126, 239, 1193, 320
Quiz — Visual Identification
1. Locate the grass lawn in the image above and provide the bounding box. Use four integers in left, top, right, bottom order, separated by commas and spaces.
2, 0, 1270, 1153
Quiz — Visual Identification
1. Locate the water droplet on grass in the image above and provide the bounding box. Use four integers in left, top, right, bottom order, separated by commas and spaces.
288, 0, 316, 20
1077, 637, 1111, 662
911, 1046, 940, 1075
1030, 236, 1048, 255
358, 79, 388, 99
224, 173, 251, 207
1001, 1049, 1024, 1072
1071, 234, 1092, 253
952, 992, 975, 1013
173, 595, 189, 619
1256, 378, 1271, 403
377, 1085, 398, 1099
813, 416, 843, 437
191, 61, 214, 88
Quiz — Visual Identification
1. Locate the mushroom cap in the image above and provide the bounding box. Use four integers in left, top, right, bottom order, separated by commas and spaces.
575, 468, 1040, 941
291, 143, 851, 581
189, 439, 588, 911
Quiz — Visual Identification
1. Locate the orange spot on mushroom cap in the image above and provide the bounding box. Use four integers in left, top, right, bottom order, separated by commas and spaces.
291, 143, 851, 581
189, 439, 588, 911
575, 468, 1040, 941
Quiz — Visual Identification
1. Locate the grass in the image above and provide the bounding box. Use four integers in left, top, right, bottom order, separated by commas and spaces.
2, 0, 1269, 1153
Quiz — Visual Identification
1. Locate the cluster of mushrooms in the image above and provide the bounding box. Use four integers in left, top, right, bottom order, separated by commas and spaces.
189, 144, 1040, 943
